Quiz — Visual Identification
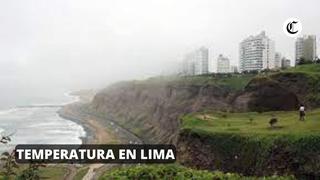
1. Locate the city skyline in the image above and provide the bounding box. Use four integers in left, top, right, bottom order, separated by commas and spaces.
182, 31, 317, 73
1, 0, 320, 89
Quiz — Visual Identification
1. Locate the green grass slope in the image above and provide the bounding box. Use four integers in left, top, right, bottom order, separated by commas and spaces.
129, 73, 255, 92
179, 109, 320, 177
285, 63, 320, 73
181, 109, 320, 136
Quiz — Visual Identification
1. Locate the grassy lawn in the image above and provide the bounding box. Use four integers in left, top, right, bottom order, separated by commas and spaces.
38, 166, 68, 180
73, 167, 89, 180
182, 108, 320, 136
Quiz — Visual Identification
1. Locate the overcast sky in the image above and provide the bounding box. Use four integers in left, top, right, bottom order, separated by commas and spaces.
0, 0, 320, 91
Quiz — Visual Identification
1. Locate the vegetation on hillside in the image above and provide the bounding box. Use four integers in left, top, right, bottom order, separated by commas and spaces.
0, 164, 68, 180
128, 64, 320, 94
100, 164, 294, 180
285, 63, 320, 73
126, 73, 256, 92
170, 74, 255, 91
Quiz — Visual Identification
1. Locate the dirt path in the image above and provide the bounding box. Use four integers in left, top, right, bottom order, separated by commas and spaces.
80, 119, 114, 180
64, 165, 77, 180
82, 164, 104, 180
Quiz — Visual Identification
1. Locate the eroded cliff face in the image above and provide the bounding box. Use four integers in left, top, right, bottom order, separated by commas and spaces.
177, 130, 320, 177
88, 72, 314, 143
232, 77, 299, 112
90, 80, 231, 143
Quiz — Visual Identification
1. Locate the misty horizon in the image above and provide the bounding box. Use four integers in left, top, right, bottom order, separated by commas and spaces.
1, 0, 320, 95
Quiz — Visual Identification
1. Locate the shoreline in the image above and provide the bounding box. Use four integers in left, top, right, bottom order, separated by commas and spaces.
58, 103, 101, 144
58, 91, 107, 144
57, 100, 142, 145
58, 102, 124, 145
58, 108, 94, 144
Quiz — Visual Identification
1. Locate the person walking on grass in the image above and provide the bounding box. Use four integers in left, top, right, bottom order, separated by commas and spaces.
299, 104, 306, 121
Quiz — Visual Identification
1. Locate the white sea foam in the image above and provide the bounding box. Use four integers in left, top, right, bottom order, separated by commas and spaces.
0, 108, 18, 115
0, 91, 86, 153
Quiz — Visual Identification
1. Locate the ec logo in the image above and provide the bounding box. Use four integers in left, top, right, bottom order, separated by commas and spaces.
283, 18, 302, 37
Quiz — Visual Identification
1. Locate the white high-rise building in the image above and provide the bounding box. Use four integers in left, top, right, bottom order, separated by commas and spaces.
217, 54, 230, 73
239, 31, 275, 72
295, 35, 317, 64
182, 47, 209, 75
274, 52, 282, 69
194, 47, 209, 75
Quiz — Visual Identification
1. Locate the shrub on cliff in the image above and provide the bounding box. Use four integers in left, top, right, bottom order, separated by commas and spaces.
269, 117, 278, 128
100, 164, 294, 180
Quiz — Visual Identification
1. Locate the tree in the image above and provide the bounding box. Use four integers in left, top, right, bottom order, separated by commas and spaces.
0, 151, 19, 178
18, 163, 46, 180
1, 131, 46, 179
298, 57, 313, 65
0, 132, 18, 178
315, 57, 320, 64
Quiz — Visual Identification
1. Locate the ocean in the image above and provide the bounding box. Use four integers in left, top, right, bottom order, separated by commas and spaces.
0, 89, 86, 152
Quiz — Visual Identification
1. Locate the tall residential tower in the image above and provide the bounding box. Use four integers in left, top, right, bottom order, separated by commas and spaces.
239, 31, 275, 72
182, 47, 209, 75
295, 35, 317, 64
217, 54, 230, 73
194, 47, 209, 75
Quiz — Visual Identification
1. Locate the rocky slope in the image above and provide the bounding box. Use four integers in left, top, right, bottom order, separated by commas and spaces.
232, 76, 300, 112
177, 129, 320, 178
89, 77, 234, 143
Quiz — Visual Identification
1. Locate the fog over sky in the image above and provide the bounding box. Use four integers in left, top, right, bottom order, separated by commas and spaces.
0, 0, 320, 92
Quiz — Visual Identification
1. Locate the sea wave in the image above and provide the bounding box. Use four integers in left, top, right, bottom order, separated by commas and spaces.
0, 91, 86, 150
0, 108, 18, 115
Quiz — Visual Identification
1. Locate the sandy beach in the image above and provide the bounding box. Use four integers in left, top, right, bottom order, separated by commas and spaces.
58, 103, 119, 144
57, 92, 143, 179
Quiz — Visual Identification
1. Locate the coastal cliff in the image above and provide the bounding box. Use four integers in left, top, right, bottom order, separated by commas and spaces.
88, 64, 320, 144
85, 64, 320, 177
89, 76, 239, 143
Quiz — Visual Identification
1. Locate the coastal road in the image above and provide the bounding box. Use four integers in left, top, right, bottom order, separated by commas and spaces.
59, 102, 143, 145
58, 102, 143, 179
